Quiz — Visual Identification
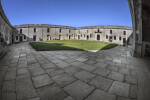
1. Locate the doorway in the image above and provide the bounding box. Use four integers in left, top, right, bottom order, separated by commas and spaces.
20, 36, 22, 42
97, 35, 100, 40
87, 35, 89, 40
33, 35, 36, 41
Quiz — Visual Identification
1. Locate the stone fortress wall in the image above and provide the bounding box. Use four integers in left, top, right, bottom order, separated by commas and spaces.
0, 0, 16, 58
14, 24, 133, 45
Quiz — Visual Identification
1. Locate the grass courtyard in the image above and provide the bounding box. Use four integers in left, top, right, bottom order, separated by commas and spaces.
30, 40, 118, 51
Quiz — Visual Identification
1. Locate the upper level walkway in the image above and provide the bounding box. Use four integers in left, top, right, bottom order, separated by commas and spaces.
0, 42, 150, 100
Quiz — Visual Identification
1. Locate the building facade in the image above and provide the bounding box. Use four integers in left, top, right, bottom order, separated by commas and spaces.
14, 24, 132, 45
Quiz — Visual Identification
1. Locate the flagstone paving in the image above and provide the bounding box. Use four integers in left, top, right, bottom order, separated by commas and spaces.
0, 42, 150, 100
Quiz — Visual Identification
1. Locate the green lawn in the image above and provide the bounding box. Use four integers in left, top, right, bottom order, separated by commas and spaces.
29, 40, 118, 51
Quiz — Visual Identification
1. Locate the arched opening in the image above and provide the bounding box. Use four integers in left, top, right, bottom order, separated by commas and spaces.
97, 34, 100, 40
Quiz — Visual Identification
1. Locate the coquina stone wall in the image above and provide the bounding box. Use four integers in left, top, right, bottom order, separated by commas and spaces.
14, 24, 132, 45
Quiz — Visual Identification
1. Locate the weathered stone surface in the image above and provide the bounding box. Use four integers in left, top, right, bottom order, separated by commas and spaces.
107, 71, 124, 82
74, 70, 96, 82
46, 67, 64, 77
76, 58, 88, 62
93, 68, 110, 77
85, 89, 117, 100
56, 62, 71, 68
4, 67, 17, 80
109, 81, 130, 97
16, 73, 30, 80
125, 75, 137, 85
63, 80, 94, 100
94, 62, 108, 69
16, 78, 38, 100
107, 65, 119, 72
117, 96, 137, 100
32, 74, 54, 88
63, 96, 74, 100
2, 80, 16, 100
17, 68, 29, 75
37, 84, 68, 100
64, 66, 82, 75
89, 76, 113, 91
52, 73, 76, 87
29, 67, 46, 76
80, 64, 97, 72
129, 85, 138, 98
28, 97, 40, 100
119, 68, 130, 75
42, 63, 57, 69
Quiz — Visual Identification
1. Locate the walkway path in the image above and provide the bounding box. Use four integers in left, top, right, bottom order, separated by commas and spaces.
0, 42, 150, 100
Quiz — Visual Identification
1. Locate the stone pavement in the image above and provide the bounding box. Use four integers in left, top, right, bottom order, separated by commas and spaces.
0, 42, 150, 100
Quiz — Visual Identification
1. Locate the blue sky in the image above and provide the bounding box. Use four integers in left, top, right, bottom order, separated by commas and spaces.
1, 0, 132, 27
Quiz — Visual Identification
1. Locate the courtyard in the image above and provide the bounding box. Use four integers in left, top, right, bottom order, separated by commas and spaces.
0, 42, 150, 100
30, 40, 118, 51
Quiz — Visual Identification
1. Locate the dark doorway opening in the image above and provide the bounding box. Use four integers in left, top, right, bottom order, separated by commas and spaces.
97, 35, 100, 40
69, 35, 71, 40
33, 35, 36, 41
109, 36, 112, 42
20, 36, 22, 42
123, 38, 126, 44
87, 35, 89, 40
78, 35, 80, 39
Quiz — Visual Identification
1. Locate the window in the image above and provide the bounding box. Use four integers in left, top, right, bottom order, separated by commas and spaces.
90, 34, 92, 38
119, 37, 122, 41
87, 30, 89, 33
20, 29, 22, 34
24, 35, 26, 39
69, 30, 71, 33
60, 29, 61, 33
34, 28, 36, 32
98, 29, 100, 32
81, 34, 82, 37
106, 35, 108, 39
123, 31, 126, 35
110, 30, 112, 34
16, 36, 18, 40
47, 28, 50, 32
114, 36, 116, 40
84, 34, 85, 38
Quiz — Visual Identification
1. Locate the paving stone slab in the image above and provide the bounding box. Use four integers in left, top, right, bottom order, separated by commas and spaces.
109, 81, 130, 97
42, 63, 57, 69
117, 96, 137, 100
17, 68, 29, 75
16, 73, 30, 80
74, 70, 96, 82
64, 66, 82, 75
80, 64, 97, 72
107, 71, 124, 82
129, 85, 138, 99
76, 58, 88, 62
94, 62, 108, 69
32, 74, 54, 88
93, 68, 110, 77
29, 67, 46, 77
16, 78, 38, 100
46, 67, 65, 77
125, 75, 137, 85
119, 68, 130, 75
28, 97, 40, 100
56, 62, 71, 68
106, 65, 119, 72
63, 80, 94, 100
63, 96, 74, 100
37, 83, 68, 100
89, 76, 113, 91
85, 89, 117, 100
4, 67, 17, 80
52, 73, 77, 87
